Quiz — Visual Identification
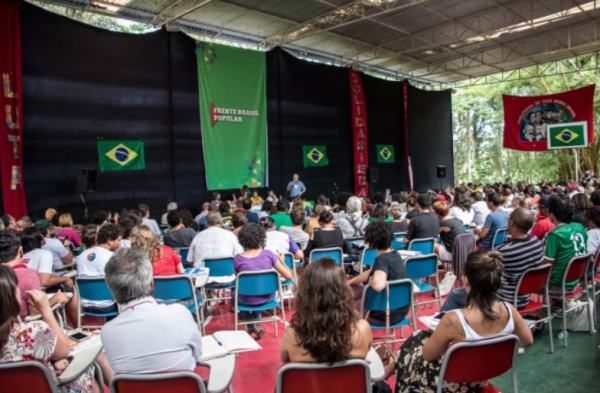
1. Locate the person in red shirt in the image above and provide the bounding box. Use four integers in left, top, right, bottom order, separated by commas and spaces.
130, 225, 183, 276
530, 195, 555, 241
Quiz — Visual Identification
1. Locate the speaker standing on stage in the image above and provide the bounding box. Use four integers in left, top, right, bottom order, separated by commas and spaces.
287, 174, 306, 199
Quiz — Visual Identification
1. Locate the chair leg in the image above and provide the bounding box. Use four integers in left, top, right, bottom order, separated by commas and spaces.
562, 298, 567, 348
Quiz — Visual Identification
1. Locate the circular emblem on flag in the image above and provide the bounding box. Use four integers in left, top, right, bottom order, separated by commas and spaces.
115, 147, 129, 162
311, 150, 320, 162
560, 131, 573, 142
87, 253, 96, 262
382, 149, 389, 158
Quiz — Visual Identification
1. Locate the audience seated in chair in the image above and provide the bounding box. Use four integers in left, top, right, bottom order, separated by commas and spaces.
270, 200, 293, 230
37, 219, 74, 270
530, 195, 555, 241
261, 217, 304, 261
187, 212, 243, 269
139, 204, 162, 237
432, 201, 465, 261
279, 209, 310, 250
164, 210, 196, 248
101, 248, 202, 374
304, 211, 351, 256
348, 221, 409, 326
474, 192, 508, 251
280, 257, 372, 363
402, 193, 439, 245
394, 251, 533, 393
0, 265, 112, 392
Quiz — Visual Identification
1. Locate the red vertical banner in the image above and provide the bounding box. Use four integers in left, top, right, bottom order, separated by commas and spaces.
402, 81, 413, 191
349, 69, 368, 198
0, 1, 27, 217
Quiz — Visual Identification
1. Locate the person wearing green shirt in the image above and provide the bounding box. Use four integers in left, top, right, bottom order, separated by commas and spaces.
543, 195, 588, 292
270, 199, 292, 230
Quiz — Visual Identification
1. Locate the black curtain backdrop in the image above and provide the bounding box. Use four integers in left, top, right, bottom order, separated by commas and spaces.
407, 85, 454, 192
17, 2, 452, 222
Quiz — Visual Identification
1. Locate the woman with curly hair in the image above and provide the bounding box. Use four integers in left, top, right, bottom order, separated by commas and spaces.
131, 225, 183, 276
280, 257, 372, 363
234, 223, 293, 339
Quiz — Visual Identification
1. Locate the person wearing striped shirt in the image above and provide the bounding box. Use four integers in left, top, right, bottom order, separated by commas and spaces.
496, 208, 544, 308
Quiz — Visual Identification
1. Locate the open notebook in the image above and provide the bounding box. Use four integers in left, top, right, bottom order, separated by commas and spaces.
199, 330, 262, 361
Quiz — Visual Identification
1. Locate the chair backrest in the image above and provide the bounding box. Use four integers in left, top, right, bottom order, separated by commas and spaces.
203, 257, 235, 277
236, 269, 280, 297
564, 253, 592, 283
405, 254, 438, 280
153, 275, 194, 301
361, 279, 413, 313
309, 247, 343, 265
514, 264, 552, 301
359, 248, 378, 270
110, 371, 207, 393
76, 276, 115, 302
408, 237, 435, 254
283, 253, 295, 271
391, 232, 406, 250
492, 228, 508, 250
438, 334, 519, 393
0, 361, 57, 393
174, 248, 190, 262
276, 359, 371, 393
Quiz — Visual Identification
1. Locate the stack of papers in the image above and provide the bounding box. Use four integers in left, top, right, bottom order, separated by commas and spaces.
398, 250, 421, 258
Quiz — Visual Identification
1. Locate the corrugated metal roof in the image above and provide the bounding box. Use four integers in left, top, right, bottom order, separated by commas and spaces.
31, 0, 600, 86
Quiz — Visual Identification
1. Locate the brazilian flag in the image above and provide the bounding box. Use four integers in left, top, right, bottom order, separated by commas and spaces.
547, 122, 588, 149
97, 140, 145, 171
377, 144, 395, 163
302, 145, 329, 167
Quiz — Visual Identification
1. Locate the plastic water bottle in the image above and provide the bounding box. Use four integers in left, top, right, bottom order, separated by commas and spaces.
557, 330, 569, 340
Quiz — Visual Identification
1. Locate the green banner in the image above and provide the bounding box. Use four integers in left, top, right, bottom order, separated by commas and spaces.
97, 140, 145, 171
197, 42, 267, 190
302, 145, 329, 167
377, 144, 395, 163
547, 122, 588, 149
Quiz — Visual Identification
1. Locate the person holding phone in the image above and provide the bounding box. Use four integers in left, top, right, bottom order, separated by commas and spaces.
286, 173, 306, 200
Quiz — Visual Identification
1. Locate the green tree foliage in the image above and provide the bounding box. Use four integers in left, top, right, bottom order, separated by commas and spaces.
453, 55, 600, 185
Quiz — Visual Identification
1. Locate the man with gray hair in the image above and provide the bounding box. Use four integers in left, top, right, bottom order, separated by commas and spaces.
187, 212, 243, 268
100, 248, 202, 374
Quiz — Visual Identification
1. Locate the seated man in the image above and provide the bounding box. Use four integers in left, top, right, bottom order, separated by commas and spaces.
442, 208, 544, 311
187, 212, 243, 269
474, 192, 508, 251
243, 199, 259, 224
544, 195, 587, 293
37, 219, 73, 270
163, 210, 196, 248
139, 204, 162, 236
270, 199, 292, 230
279, 209, 310, 250
261, 217, 304, 260
101, 248, 202, 373
402, 193, 439, 244
530, 194, 555, 241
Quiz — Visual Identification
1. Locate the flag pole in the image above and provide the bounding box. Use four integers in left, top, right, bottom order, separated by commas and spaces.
573, 148, 579, 182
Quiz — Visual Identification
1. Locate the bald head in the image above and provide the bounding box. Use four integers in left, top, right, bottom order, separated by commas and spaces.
510, 207, 534, 234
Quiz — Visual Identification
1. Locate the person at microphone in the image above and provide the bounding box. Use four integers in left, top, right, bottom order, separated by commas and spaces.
287, 174, 306, 200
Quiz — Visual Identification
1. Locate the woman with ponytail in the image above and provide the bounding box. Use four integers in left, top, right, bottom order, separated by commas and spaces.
395, 251, 534, 393
337, 196, 368, 238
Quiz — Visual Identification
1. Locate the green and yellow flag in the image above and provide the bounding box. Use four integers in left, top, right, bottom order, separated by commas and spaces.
97, 140, 145, 171
302, 145, 329, 167
547, 122, 588, 149
377, 144, 395, 163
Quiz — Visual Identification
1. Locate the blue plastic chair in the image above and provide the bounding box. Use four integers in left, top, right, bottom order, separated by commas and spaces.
492, 228, 508, 250
234, 269, 286, 337
408, 237, 435, 255
360, 279, 416, 346
391, 232, 407, 250
153, 275, 204, 335
358, 248, 378, 272
281, 253, 298, 310
309, 247, 343, 265
75, 276, 119, 329
203, 257, 236, 305
346, 237, 364, 248
405, 254, 442, 311
174, 247, 190, 268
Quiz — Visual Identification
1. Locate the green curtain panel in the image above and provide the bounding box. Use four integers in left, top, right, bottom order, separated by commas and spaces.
197, 42, 268, 190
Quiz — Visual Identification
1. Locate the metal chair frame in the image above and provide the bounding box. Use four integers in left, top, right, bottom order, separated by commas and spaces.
110, 371, 207, 393
405, 254, 442, 310
276, 359, 371, 393
75, 276, 119, 330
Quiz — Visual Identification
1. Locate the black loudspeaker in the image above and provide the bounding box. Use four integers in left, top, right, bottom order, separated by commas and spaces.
75, 168, 97, 193
367, 167, 379, 183
437, 165, 446, 179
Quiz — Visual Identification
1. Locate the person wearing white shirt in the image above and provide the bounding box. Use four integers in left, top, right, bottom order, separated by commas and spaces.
139, 204, 162, 236
36, 219, 73, 270
187, 212, 243, 269
448, 193, 475, 226
262, 217, 304, 260
101, 248, 202, 374
77, 224, 121, 314
586, 206, 600, 255
471, 193, 490, 228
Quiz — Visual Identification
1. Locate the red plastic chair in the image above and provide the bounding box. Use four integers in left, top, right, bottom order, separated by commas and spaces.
276, 359, 371, 393
437, 335, 520, 393
513, 264, 554, 353
110, 372, 206, 393
587, 249, 600, 329
0, 360, 57, 393
548, 253, 594, 347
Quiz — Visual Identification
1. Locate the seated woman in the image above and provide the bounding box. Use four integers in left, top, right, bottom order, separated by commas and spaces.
368, 204, 391, 223
348, 221, 409, 326
449, 192, 475, 226
304, 211, 351, 256
304, 204, 325, 236
131, 225, 183, 276
390, 204, 408, 233
432, 201, 466, 261
56, 213, 82, 249
257, 201, 272, 220
280, 257, 372, 363
0, 265, 112, 392
337, 196, 369, 238
395, 251, 534, 393
234, 223, 293, 340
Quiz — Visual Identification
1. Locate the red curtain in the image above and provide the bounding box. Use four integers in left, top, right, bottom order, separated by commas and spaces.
349, 69, 369, 198
0, 0, 27, 217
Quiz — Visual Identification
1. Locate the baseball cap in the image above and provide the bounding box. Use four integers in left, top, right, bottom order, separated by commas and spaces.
34, 219, 51, 231
538, 194, 550, 208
